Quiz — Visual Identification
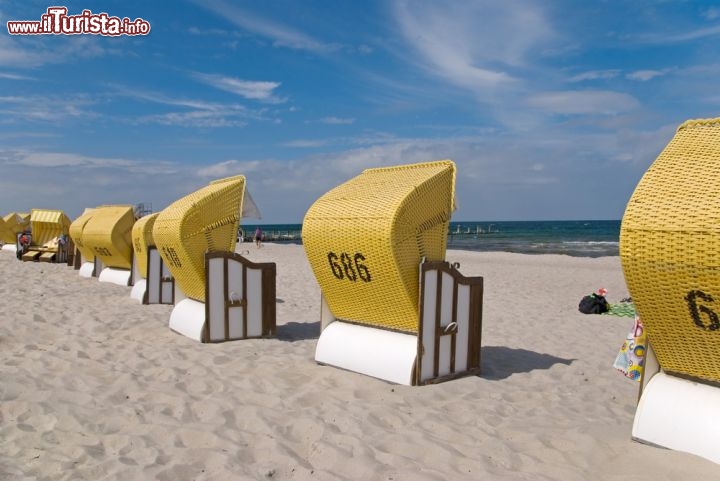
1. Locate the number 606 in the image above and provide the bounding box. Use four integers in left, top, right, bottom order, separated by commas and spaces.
327, 252, 371, 282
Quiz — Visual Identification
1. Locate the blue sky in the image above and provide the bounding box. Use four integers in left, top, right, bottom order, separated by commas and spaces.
2, 1, 719, 222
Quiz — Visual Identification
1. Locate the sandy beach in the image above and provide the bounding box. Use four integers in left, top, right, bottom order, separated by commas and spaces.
1, 243, 718, 480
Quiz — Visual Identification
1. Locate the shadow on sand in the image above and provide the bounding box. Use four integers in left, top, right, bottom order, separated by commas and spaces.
480, 346, 575, 380
276, 321, 320, 342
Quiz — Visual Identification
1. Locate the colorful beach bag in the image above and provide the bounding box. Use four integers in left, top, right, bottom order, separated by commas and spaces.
613, 315, 647, 381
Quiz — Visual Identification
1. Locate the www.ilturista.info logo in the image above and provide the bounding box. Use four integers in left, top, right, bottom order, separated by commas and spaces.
7, 7, 151, 36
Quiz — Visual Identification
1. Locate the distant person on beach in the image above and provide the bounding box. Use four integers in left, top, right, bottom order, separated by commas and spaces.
254, 227, 263, 248
17, 231, 31, 260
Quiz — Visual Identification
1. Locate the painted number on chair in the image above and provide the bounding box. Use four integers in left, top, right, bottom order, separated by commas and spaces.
327, 252, 371, 282
161, 246, 182, 268
686, 290, 720, 331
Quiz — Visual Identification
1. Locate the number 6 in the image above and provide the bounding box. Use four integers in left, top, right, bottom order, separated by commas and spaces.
328, 252, 344, 280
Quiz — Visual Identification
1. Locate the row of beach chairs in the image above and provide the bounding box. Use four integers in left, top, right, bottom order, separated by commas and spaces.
4, 117, 720, 464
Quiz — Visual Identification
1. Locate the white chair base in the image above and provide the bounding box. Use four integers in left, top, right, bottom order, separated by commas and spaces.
316, 321, 418, 385
169, 298, 207, 341
79, 262, 95, 278
98, 267, 131, 286
632, 343, 720, 465
314, 260, 483, 385
633, 372, 720, 464
168, 252, 276, 343
130, 279, 146, 302
1, 244, 17, 253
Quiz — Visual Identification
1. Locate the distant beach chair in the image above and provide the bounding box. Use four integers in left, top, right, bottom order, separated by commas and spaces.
1, 212, 30, 254
620, 117, 720, 464
303, 160, 483, 385
21, 209, 71, 263
0, 216, 11, 248
129, 212, 174, 304
69, 208, 99, 276
81, 205, 136, 286
153, 175, 276, 342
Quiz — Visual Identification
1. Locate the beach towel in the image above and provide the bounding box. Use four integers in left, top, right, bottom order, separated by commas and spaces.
603, 302, 636, 317
613, 315, 646, 381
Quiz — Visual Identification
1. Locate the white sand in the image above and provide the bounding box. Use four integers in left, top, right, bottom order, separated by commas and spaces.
1, 244, 718, 480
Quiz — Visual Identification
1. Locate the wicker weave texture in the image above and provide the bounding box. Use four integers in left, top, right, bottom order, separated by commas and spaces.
69, 208, 96, 262
132, 213, 159, 279
30, 209, 70, 247
81, 205, 135, 269
153, 175, 245, 302
303, 160, 456, 333
621, 118, 720, 383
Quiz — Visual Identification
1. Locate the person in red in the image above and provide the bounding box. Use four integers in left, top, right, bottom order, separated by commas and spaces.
17, 230, 31, 260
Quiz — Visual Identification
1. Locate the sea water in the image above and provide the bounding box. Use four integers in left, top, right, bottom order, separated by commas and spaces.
240, 220, 621, 258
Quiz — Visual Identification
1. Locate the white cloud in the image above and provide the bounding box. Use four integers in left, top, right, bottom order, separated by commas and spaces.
0, 95, 96, 122
0, 71, 36, 80
0, 149, 190, 218
197, 159, 265, 178
191, 72, 284, 103
636, 24, 720, 44
319, 117, 354, 125
0, 36, 51, 68
0, 120, 670, 223
568, 70, 620, 82
526, 90, 640, 115
111, 86, 273, 128
198, 0, 339, 53
0, 33, 111, 68
0, 150, 180, 174
705, 8, 720, 20
626, 69, 670, 81
139, 110, 248, 128
392, 0, 555, 93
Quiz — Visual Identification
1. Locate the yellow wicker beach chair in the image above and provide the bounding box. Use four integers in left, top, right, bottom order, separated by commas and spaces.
69, 208, 98, 275
304, 160, 483, 385
0, 217, 11, 246
153, 175, 276, 342
132, 212, 157, 280
1, 212, 30, 254
22, 209, 70, 263
3, 212, 30, 238
154, 175, 246, 302
620, 117, 720, 464
77, 205, 136, 285
129, 213, 174, 304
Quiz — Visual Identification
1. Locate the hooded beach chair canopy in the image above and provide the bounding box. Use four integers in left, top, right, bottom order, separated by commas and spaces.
153, 175, 275, 343
620, 117, 720, 464
302, 160, 456, 333
80, 205, 136, 270
153, 175, 254, 303
304, 159, 483, 386
30, 209, 70, 246
69, 208, 96, 263
2, 212, 30, 243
